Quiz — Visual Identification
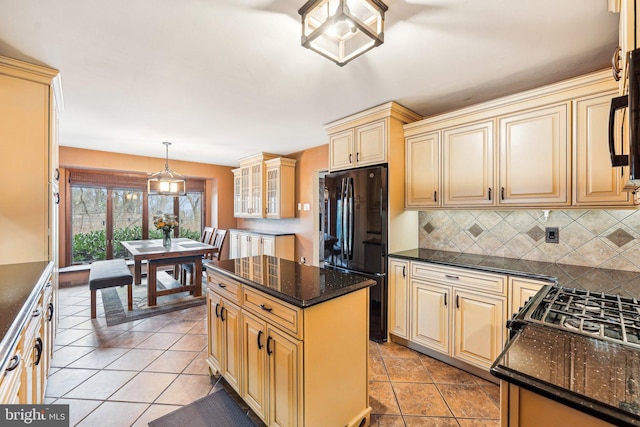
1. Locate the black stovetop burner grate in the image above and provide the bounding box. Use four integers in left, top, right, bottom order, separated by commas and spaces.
522, 286, 640, 348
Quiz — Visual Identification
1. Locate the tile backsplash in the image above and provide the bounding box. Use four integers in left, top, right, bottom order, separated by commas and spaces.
418, 209, 640, 272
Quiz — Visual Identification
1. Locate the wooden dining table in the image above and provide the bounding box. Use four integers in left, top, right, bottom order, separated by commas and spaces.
120, 238, 216, 306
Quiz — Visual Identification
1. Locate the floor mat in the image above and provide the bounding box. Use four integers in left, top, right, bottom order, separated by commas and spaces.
100, 271, 206, 325
148, 388, 256, 427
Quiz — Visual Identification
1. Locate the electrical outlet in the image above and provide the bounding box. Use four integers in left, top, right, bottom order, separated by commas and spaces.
545, 227, 559, 244
300, 256, 306, 264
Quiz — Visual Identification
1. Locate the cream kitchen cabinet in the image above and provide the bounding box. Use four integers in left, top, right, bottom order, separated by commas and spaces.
264, 157, 296, 219
574, 92, 638, 206
233, 153, 296, 219
207, 271, 242, 393
498, 103, 569, 206
615, 0, 640, 95
229, 230, 295, 261
508, 277, 548, 318
442, 120, 495, 206
405, 132, 440, 208
388, 259, 410, 339
391, 259, 507, 373
329, 120, 386, 171
404, 70, 619, 209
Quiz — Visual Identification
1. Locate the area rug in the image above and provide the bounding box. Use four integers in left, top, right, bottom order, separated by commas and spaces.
100, 271, 206, 326
148, 388, 256, 427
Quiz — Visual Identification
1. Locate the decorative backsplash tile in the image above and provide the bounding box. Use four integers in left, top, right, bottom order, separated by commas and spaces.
418, 209, 640, 272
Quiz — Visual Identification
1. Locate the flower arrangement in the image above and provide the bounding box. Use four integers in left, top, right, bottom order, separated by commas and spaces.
153, 213, 178, 232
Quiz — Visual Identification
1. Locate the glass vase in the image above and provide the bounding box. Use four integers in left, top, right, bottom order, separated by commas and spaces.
163, 229, 171, 248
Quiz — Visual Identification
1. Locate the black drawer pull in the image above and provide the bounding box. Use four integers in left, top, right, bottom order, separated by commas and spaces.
6, 355, 20, 372
215, 303, 221, 318
444, 274, 459, 280
267, 336, 273, 355
34, 338, 43, 366
47, 303, 54, 322
217, 283, 226, 288
257, 330, 264, 350
32, 308, 42, 318
260, 304, 273, 312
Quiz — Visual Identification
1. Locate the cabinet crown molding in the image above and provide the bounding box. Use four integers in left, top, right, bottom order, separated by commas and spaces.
324, 101, 422, 134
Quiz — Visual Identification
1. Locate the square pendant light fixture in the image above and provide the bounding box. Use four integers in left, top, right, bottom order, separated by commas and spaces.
299, 0, 388, 66
147, 141, 186, 195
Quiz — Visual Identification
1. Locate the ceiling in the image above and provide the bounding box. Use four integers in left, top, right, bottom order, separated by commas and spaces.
0, 0, 620, 167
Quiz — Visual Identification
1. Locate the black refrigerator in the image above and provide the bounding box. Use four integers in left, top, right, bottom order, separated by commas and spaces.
321, 165, 388, 342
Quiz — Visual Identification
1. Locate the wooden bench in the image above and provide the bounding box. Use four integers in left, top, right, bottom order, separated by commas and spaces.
89, 259, 134, 319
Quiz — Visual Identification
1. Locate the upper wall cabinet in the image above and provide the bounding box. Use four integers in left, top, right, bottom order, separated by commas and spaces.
406, 132, 440, 208
233, 153, 296, 219
404, 70, 635, 209
325, 102, 422, 172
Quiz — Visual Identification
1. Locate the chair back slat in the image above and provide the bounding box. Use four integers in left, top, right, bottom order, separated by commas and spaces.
209, 229, 228, 261
201, 227, 215, 245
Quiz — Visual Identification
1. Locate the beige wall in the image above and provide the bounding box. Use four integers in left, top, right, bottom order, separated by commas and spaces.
59, 146, 236, 266
237, 144, 329, 265
418, 209, 640, 272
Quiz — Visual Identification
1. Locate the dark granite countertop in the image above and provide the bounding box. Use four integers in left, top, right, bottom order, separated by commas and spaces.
389, 248, 640, 299
491, 323, 640, 427
0, 261, 52, 371
229, 229, 295, 237
204, 256, 375, 308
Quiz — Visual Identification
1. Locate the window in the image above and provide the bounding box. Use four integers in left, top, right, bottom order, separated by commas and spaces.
68, 170, 205, 265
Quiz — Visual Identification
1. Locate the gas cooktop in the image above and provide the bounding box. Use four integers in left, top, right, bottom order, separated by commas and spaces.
514, 285, 640, 348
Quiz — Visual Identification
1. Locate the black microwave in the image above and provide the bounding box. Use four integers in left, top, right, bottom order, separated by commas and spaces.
609, 48, 640, 192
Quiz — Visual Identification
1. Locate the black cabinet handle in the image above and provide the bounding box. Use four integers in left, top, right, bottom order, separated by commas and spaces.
356, 152, 360, 162
402, 266, 406, 278
257, 330, 264, 350
220, 306, 226, 321
456, 295, 460, 309
54, 168, 60, 181
260, 304, 273, 312
434, 191, 437, 203
349, 153, 352, 163
266, 336, 273, 355
444, 274, 459, 281
217, 283, 226, 288
55, 192, 60, 205
444, 293, 447, 306
47, 303, 54, 322
215, 303, 220, 318
45, 280, 52, 288
501, 187, 505, 200
34, 338, 43, 366
488, 188, 491, 201
6, 355, 20, 372
32, 308, 42, 318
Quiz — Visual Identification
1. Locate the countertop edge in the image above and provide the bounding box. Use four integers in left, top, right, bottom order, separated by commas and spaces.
490, 360, 639, 427
229, 229, 295, 237
0, 262, 53, 373
204, 262, 375, 308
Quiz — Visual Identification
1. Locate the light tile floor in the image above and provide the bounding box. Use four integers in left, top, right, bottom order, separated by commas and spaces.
47, 284, 500, 426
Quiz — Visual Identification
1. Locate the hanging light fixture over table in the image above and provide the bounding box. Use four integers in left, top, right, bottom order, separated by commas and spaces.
298, 0, 388, 66
147, 141, 186, 195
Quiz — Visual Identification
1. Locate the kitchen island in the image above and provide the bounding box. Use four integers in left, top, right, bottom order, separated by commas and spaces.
204, 255, 375, 427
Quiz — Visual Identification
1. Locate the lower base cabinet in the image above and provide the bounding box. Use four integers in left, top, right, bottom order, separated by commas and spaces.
206, 269, 371, 427
501, 382, 615, 427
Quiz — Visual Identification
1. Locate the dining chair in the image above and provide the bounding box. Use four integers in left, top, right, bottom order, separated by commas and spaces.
180, 226, 216, 285
207, 229, 228, 262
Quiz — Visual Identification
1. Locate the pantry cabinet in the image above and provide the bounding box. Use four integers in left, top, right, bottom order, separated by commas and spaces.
233, 153, 296, 219
404, 70, 625, 209
228, 230, 295, 261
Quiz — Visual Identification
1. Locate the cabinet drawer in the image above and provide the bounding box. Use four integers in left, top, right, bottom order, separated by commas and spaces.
242, 287, 301, 339
410, 262, 506, 295
207, 271, 242, 305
